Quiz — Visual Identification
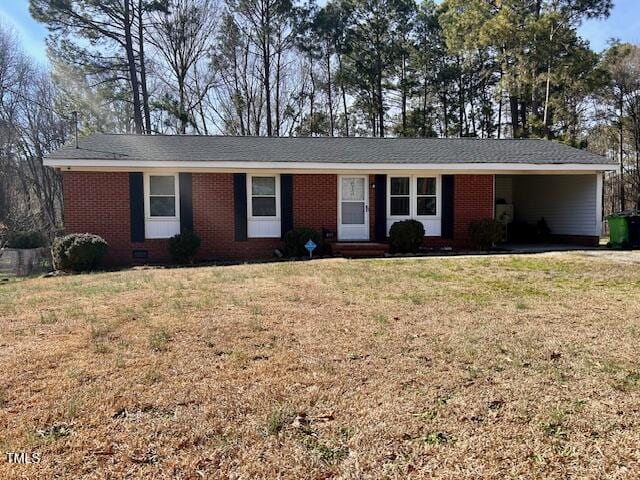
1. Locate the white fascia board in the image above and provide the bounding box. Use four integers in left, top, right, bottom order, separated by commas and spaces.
44, 158, 618, 173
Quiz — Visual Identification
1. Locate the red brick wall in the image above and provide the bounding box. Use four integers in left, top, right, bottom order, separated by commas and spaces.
419, 174, 495, 248
293, 174, 337, 234
63, 172, 341, 265
63, 172, 280, 264
452, 174, 495, 247
63, 172, 170, 265
63, 172, 498, 264
192, 173, 280, 260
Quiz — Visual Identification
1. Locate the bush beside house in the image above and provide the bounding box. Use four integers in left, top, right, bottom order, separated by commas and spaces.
168, 230, 201, 263
52, 234, 108, 272
282, 228, 322, 257
389, 220, 425, 253
468, 218, 503, 251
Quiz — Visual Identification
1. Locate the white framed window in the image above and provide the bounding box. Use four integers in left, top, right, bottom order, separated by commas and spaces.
416, 177, 437, 217
250, 176, 278, 218
389, 177, 411, 217
247, 174, 281, 238
148, 175, 178, 218
387, 175, 441, 237
144, 173, 180, 239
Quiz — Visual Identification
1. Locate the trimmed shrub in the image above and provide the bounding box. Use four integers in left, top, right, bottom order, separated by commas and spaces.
168, 230, 201, 263
389, 220, 425, 253
52, 234, 108, 272
468, 218, 504, 251
283, 227, 322, 257
5, 230, 46, 249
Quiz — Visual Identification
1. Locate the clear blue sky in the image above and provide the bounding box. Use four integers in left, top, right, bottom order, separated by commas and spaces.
0, 0, 639, 66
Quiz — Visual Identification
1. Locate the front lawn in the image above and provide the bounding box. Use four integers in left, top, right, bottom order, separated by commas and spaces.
1, 252, 640, 478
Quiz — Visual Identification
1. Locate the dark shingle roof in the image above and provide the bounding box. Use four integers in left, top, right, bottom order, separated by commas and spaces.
46, 133, 613, 165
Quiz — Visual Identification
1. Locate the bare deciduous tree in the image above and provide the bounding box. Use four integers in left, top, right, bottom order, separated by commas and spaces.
147, 0, 219, 133
0, 25, 67, 235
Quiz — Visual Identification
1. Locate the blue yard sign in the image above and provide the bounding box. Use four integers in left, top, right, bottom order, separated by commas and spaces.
304, 239, 317, 258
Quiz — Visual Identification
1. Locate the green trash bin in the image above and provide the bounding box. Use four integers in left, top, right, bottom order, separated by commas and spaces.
608, 214, 630, 248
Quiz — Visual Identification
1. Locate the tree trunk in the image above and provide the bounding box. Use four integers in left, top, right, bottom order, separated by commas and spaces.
138, 0, 151, 134
262, 10, 272, 137
376, 54, 384, 137
326, 48, 334, 137
468, 81, 477, 137
620, 97, 626, 211
338, 53, 349, 136
497, 70, 503, 139
457, 57, 464, 137
509, 95, 520, 138
178, 76, 187, 134
543, 60, 552, 138
309, 54, 316, 135
242, 41, 251, 135
458, 82, 464, 137
520, 99, 528, 137
401, 54, 407, 136
123, 0, 144, 134
193, 64, 209, 135
442, 91, 449, 138
275, 32, 282, 136
422, 65, 428, 137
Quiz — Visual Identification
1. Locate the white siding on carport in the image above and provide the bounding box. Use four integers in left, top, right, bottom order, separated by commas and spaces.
497, 174, 601, 236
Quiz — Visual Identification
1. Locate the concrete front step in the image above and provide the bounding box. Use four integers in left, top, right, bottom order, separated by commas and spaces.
332, 242, 390, 258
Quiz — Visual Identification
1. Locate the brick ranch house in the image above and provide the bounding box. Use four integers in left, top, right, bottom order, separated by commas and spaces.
44, 134, 617, 265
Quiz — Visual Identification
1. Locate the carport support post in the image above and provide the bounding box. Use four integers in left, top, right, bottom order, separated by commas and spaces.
597, 172, 604, 237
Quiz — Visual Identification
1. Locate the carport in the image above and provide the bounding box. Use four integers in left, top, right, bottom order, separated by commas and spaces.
494, 173, 603, 247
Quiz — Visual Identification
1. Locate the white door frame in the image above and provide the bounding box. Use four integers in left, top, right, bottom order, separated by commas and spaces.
338, 175, 369, 241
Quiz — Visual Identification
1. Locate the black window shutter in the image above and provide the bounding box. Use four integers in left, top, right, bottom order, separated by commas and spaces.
281, 174, 294, 238
233, 173, 248, 241
374, 174, 387, 241
441, 175, 455, 240
179, 173, 193, 232
129, 172, 145, 243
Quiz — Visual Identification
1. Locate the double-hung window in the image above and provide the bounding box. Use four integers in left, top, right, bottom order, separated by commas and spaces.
149, 175, 178, 217
387, 175, 440, 236
390, 177, 411, 216
250, 176, 277, 217
416, 177, 437, 216
247, 174, 281, 238
144, 173, 180, 239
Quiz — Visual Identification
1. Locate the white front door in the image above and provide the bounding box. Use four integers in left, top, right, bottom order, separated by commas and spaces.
338, 176, 369, 241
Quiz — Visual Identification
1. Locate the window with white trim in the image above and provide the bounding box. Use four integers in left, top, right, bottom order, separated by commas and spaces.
149, 175, 178, 217
416, 177, 437, 216
386, 175, 441, 237
144, 173, 180, 239
250, 176, 277, 217
247, 174, 281, 238
389, 177, 410, 216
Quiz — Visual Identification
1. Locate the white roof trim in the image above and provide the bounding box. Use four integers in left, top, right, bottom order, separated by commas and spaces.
44, 158, 617, 172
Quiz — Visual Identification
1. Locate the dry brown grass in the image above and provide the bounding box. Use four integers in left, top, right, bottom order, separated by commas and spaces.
1, 252, 640, 479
